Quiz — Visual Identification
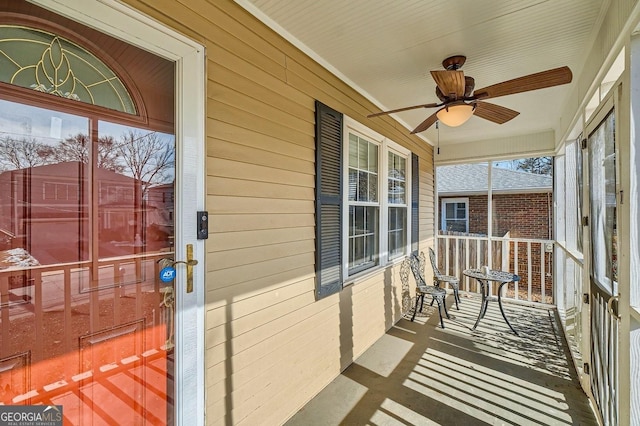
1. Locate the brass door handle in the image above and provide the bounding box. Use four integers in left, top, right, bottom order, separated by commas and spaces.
172, 259, 198, 266
159, 244, 197, 293
607, 295, 621, 320
183, 244, 196, 293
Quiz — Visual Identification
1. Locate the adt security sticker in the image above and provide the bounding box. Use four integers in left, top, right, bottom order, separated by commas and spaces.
160, 266, 176, 282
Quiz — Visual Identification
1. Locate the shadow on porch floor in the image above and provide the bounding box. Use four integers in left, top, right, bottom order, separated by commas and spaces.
286, 294, 597, 426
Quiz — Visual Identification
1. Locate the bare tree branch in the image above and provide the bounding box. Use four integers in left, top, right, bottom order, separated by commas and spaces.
116, 130, 174, 192
0, 136, 54, 170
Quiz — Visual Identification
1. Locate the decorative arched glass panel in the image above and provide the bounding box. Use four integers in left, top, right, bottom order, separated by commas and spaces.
0, 25, 136, 114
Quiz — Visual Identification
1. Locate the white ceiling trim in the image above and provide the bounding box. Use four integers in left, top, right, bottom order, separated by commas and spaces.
434, 130, 555, 165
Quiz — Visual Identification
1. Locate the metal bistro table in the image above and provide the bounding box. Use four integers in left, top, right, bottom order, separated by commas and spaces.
463, 268, 521, 335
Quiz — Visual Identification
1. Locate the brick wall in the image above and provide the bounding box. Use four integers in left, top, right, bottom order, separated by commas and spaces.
439, 192, 553, 301
456, 193, 552, 238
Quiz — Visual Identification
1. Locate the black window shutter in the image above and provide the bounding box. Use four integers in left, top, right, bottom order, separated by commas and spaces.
315, 101, 343, 299
411, 153, 419, 253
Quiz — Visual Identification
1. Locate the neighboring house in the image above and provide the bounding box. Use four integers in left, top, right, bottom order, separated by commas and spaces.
0, 161, 155, 263
437, 163, 553, 239
437, 163, 553, 297
145, 181, 175, 245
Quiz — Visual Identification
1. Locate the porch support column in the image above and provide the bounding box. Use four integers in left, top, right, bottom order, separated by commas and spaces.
487, 161, 493, 268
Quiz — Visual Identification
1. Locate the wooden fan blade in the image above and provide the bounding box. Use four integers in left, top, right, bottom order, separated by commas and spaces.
473, 101, 520, 124
431, 70, 465, 99
473, 66, 572, 100
410, 111, 439, 134
367, 102, 440, 118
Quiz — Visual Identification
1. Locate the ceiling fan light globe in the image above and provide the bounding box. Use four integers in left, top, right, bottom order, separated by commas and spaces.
436, 104, 474, 127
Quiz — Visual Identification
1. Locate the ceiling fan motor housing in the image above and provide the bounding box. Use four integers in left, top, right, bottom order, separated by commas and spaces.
442, 55, 466, 70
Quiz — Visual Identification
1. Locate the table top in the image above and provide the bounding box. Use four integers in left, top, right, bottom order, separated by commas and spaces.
463, 268, 520, 283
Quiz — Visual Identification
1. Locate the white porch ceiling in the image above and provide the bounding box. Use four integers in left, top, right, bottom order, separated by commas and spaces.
238, 0, 606, 149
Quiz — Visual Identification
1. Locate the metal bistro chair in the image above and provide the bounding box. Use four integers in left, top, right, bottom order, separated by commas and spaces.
429, 247, 461, 310
405, 253, 449, 328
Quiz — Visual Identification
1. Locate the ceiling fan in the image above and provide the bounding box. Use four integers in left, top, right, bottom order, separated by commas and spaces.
367, 55, 573, 134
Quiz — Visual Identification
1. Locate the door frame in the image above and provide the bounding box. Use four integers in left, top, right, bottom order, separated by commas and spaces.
582, 77, 633, 425
29, 1, 207, 424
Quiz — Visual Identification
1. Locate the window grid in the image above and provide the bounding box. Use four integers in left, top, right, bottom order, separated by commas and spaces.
388, 152, 407, 259
388, 206, 406, 259
441, 198, 468, 233
348, 134, 378, 203
348, 205, 379, 273
345, 125, 410, 277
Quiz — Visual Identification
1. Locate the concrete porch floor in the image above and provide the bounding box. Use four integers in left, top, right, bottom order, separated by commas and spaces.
286, 294, 597, 425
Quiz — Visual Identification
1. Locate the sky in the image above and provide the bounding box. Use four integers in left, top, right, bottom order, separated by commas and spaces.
0, 98, 175, 182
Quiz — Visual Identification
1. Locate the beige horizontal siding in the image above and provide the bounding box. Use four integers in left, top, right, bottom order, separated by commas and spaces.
207, 65, 312, 122
209, 226, 315, 252
207, 251, 315, 289
207, 158, 315, 188
209, 121, 314, 159
208, 139, 313, 175
210, 212, 314, 233
123, 0, 435, 424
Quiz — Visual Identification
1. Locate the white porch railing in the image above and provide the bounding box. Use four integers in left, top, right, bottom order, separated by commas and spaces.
0, 252, 171, 364
554, 242, 585, 372
435, 234, 554, 304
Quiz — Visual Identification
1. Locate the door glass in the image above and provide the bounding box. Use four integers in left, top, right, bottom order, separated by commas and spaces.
0, 100, 176, 424
0, 99, 89, 265
587, 106, 619, 426
97, 121, 175, 259
588, 110, 617, 294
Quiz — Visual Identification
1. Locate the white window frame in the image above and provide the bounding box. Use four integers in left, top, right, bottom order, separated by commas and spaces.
387, 148, 409, 260
441, 197, 469, 233
342, 117, 411, 279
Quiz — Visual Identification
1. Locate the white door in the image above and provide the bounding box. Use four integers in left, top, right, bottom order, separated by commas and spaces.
584, 91, 620, 425
0, 1, 206, 424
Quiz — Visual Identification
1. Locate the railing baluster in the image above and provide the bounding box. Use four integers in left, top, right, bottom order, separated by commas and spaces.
136, 256, 143, 320
465, 238, 470, 292
527, 242, 532, 302
454, 237, 459, 289
476, 239, 481, 293
64, 266, 73, 381
33, 269, 43, 367
541, 243, 546, 302
514, 241, 519, 300
501, 239, 508, 271
114, 261, 121, 324
445, 238, 450, 277
0, 273, 9, 358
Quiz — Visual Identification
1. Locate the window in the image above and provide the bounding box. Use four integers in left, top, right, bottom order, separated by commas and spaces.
43, 182, 56, 200
347, 133, 379, 274
344, 120, 411, 277
315, 102, 416, 299
0, 25, 136, 114
388, 152, 407, 259
441, 198, 468, 232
